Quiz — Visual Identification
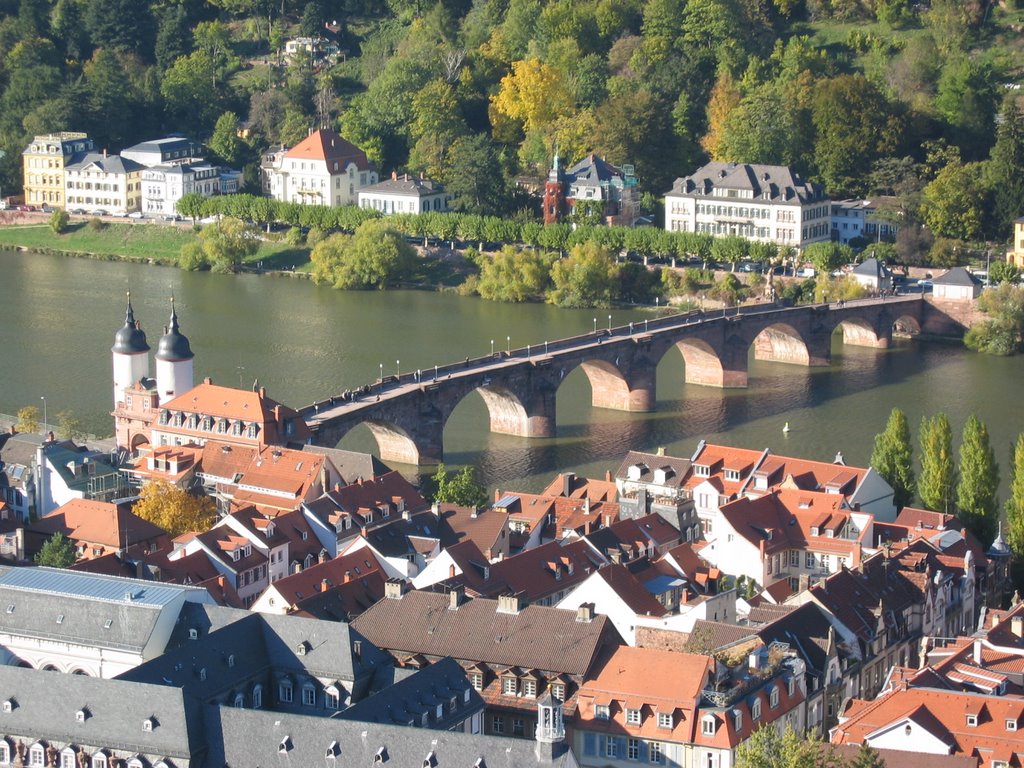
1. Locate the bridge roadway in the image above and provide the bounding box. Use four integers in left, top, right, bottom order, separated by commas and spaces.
301, 295, 933, 465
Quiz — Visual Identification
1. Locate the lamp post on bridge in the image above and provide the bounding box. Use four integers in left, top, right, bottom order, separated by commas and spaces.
506, 335, 510, 354
490, 339, 494, 356
379, 362, 383, 388
592, 318, 597, 334
607, 314, 612, 332
40, 395, 46, 436
396, 360, 400, 379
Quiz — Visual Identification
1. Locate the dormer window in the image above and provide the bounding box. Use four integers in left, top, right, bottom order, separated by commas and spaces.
770, 687, 779, 709
551, 682, 565, 701
751, 699, 761, 720
626, 708, 642, 725
724, 469, 740, 482
658, 712, 673, 728
279, 737, 292, 754
702, 715, 716, 735
142, 718, 153, 732
326, 742, 340, 760
76, 709, 88, 722
695, 464, 710, 478
523, 679, 537, 697
374, 747, 387, 764
1007, 719, 1018, 732
966, 714, 978, 727
733, 710, 743, 731
595, 704, 610, 720
502, 676, 517, 696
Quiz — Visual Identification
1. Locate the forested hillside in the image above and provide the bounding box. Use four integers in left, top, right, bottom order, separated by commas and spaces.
0, 0, 1022, 245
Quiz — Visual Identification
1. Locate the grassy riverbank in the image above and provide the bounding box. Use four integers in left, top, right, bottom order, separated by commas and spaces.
0, 222, 310, 269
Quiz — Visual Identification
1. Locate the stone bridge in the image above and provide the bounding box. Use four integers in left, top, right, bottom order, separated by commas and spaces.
301, 296, 961, 465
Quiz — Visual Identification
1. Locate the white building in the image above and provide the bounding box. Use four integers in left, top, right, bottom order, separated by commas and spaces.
0, 567, 213, 677
358, 172, 450, 214
121, 137, 202, 168
664, 162, 831, 250
141, 161, 222, 216
932, 267, 983, 301
64, 153, 144, 215
264, 128, 377, 207
831, 198, 900, 244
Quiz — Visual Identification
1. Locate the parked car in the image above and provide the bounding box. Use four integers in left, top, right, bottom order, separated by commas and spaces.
127, 212, 144, 220
111, 211, 128, 218
89, 209, 107, 216
40, 205, 54, 213
68, 208, 85, 215
162, 214, 182, 222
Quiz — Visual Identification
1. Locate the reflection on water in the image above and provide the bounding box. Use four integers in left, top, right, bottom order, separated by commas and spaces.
1, 250, 1023, 497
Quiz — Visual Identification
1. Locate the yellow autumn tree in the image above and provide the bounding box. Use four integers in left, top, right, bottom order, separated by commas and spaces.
491, 58, 574, 134
700, 68, 742, 158
132, 481, 216, 537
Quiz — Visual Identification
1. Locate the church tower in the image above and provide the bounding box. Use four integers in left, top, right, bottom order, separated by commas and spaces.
542, 153, 565, 224
534, 691, 566, 762
155, 298, 195, 404
111, 292, 150, 408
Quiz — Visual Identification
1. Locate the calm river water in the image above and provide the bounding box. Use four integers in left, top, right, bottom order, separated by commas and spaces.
1, 250, 1022, 495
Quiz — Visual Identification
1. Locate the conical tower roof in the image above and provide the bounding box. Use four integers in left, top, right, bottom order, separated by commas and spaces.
155, 298, 194, 362
112, 292, 150, 355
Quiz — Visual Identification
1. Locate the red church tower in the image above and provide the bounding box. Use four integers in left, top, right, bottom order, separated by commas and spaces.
542, 153, 566, 224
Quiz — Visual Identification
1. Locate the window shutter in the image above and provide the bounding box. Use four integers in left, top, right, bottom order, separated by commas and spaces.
598, 735, 606, 755
583, 733, 596, 756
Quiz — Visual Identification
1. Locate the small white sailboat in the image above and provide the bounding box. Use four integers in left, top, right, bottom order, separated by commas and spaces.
782, 422, 790, 434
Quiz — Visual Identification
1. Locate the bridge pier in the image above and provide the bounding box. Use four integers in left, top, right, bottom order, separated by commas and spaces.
841, 322, 890, 349
753, 327, 831, 367
479, 386, 557, 438
588, 366, 656, 412
365, 421, 443, 466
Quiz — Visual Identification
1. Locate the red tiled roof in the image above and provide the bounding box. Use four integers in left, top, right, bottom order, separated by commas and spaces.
284, 128, 371, 169
160, 382, 312, 445
31, 498, 168, 551
265, 548, 386, 606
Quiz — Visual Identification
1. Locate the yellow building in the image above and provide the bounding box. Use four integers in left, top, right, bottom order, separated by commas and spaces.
21, 132, 94, 209
64, 153, 145, 215
1012, 217, 1024, 269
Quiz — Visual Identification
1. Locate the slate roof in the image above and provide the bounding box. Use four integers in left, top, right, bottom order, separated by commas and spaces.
205, 705, 574, 767
336, 656, 482, 727
301, 445, 390, 484
756, 602, 838, 680
360, 173, 445, 197
851, 258, 891, 279
0, 665, 204, 761
65, 152, 145, 175
352, 591, 619, 675
566, 154, 626, 188
0, 566, 210, 653
667, 162, 825, 205
118, 610, 391, 699
934, 266, 982, 286
615, 451, 692, 490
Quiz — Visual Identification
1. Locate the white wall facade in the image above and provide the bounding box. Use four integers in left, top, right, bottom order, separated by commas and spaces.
270, 159, 376, 207
665, 194, 832, 250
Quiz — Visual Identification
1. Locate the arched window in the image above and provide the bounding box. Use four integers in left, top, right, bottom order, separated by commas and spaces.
0, 740, 10, 765
252, 684, 263, 709
92, 751, 108, 768
29, 744, 45, 767
233, 693, 244, 708
60, 748, 77, 768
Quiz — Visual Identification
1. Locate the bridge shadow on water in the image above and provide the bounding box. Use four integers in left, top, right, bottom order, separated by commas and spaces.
344, 335, 965, 492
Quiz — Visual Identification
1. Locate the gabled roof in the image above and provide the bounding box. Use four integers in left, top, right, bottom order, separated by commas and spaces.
360, 173, 444, 196
934, 266, 983, 286
65, 152, 144, 175
301, 445, 390, 484
542, 471, 618, 502
351, 590, 618, 675
436, 503, 508, 555
284, 128, 372, 170
590, 563, 668, 617
267, 549, 387, 608
566, 154, 627, 188
852, 258, 892, 279
615, 450, 692, 490
579, 645, 711, 712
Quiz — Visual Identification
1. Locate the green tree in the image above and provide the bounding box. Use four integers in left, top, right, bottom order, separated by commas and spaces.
1005, 434, 1024, 557
964, 283, 1024, 355
804, 242, 853, 274
444, 134, 508, 216
16, 405, 41, 434
429, 464, 489, 507
161, 50, 223, 135
547, 242, 619, 308
476, 246, 553, 302
848, 743, 887, 768
209, 111, 244, 167
35, 533, 77, 568
919, 413, 957, 513
990, 260, 1021, 286
871, 408, 916, 509
49, 209, 69, 234
176, 192, 207, 223
311, 220, 416, 289
735, 723, 833, 768
812, 74, 902, 197
56, 410, 86, 441
84, 0, 155, 57
957, 414, 1000, 545
195, 217, 260, 274
154, 5, 193, 72
919, 159, 987, 242
987, 100, 1024, 240
934, 55, 1000, 159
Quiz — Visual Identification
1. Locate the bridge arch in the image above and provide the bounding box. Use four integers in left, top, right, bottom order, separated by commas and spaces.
751, 322, 817, 365
893, 313, 921, 336
475, 385, 530, 436
672, 338, 726, 387
344, 419, 429, 466
555, 356, 656, 412
833, 317, 886, 348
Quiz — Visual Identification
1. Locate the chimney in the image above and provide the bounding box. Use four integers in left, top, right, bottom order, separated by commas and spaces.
1013, 616, 1024, 638
449, 585, 464, 610
384, 579, 405, 599
204, 376, 213, 385
321, 578, 330, 593
576, 603, 594, 622
605, 470, 612, 482
319, 550, 329, 564
798, 574, 810, 592
402, 507, 411, 521
103, 148, 107, 158
497, 592, 523, 614
562, 473, 574, 497
449, 564, 456, 579
974, 638, 983, 664
344, 570, 352, 583
259, 386, 267, 399
609, 549, 621, 565
494, 489, 501, 503
392, 170, 397, 180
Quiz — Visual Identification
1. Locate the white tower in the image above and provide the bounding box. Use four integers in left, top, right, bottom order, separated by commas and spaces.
154, 298, 194, 404
111, 292, 150, 408
534, 691, 565, 762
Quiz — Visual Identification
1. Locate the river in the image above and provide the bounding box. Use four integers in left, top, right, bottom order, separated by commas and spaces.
1, 250, 1022, 497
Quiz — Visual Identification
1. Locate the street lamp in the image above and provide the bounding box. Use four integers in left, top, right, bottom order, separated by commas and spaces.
490, 339, 495, 356
593, 318, 597, 333
607, 314, 612, 331
396, 360, 400, 378
379, 362, 383, 383
40, 395, 46, 436
506, 335, 510, 354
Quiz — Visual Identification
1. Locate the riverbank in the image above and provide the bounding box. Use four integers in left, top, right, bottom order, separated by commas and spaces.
0, 222, 309, 270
